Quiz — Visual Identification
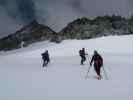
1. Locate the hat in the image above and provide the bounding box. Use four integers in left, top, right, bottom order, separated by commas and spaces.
94, 50, 98, 54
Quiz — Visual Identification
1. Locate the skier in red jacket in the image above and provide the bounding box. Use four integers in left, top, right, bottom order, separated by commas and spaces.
90, 50, 103, 79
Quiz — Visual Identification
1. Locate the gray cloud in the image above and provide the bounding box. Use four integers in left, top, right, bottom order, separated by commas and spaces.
35, 0, 131, 32
0, 6, 20, 37
15, 0, 36, 23
127, 0, 133, 15
0, 0, 133, 38
0, 0, 36, 38
0, 0, 36, 23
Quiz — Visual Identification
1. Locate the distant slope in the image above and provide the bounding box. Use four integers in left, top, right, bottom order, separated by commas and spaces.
59, 16, 133, 40
0, 20, 58, 51
1, 35, 133, 56
1, 15, 133, 52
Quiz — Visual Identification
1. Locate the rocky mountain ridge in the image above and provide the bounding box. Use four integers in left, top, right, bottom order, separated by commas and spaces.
1, 15, 133, 51
59, 15, 133, 40
0, 20, 58, 51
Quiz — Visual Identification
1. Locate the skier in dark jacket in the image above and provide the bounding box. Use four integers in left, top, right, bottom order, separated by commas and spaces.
90, 50, 103, 79
79, 48, 87, 65
41, 50, 50, 67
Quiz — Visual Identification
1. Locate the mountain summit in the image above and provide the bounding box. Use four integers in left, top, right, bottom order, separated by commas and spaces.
0, 20, 58, 51
59, 16, 133, 40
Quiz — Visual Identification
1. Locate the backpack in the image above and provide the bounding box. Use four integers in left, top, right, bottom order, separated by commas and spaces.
41, 52, 46, 59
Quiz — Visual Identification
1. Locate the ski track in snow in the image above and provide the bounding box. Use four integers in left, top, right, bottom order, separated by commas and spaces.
0, 35, 133, 100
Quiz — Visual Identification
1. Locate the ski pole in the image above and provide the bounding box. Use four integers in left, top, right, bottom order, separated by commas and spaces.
85, 55, 92, 79
85, 65, 91, 79
102, 66, 108, 80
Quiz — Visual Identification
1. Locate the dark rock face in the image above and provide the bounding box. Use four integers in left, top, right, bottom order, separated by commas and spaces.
0, 20, 58, 51
59, 16, 133, 40
1, 15, 133, 51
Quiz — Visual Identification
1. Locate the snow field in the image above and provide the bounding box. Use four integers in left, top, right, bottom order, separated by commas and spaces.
0, 35, 133, 100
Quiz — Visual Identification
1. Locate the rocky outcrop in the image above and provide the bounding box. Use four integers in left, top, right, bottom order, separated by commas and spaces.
0, 20, 58, 51
59, 15, 133, 40
1, 15, 133, 51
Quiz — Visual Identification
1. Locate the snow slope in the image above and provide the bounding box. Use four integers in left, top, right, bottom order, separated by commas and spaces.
0, 35, 133, 100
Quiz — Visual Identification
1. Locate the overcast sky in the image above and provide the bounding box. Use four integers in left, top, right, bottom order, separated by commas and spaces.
0, 0, 133, 38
